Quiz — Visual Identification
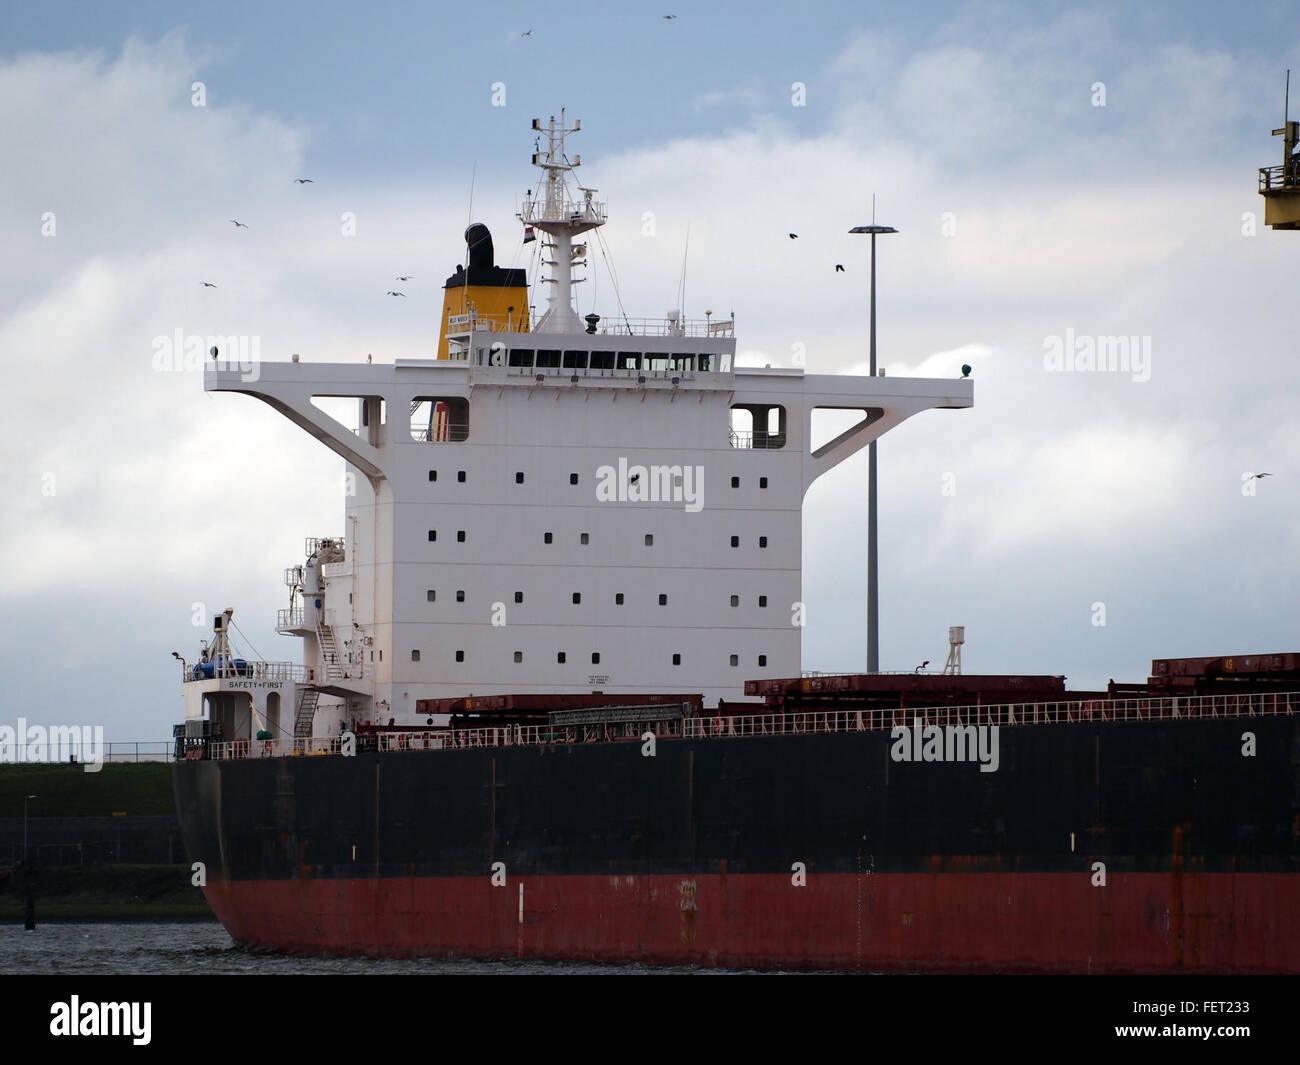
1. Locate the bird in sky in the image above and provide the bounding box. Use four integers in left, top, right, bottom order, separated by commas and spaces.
293, 178, 314, 184
1246, 472, 1273, 480
521, 28, 533, 37
914, 660, 930, 673
200, 281, 217, 288
664, 14, 677, 18
788, 233, 798, 239
396, 275, 413, 281
387, 291, 406, 297
835, 264, 845, 272
230, 220, 248, 228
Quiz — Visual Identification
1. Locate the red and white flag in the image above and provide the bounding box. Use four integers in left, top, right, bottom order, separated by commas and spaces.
523, 226, 536, 244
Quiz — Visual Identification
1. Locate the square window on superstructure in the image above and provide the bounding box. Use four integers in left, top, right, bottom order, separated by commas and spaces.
758, 595, 768, 607
428, 470, 437, 482
672, 653, 681, 665
456, 590, 465, 603
730, 535, 739, 548
591, 652, 600, 665
758, 655, 767, 666
428, 530, 437, 542
572, 592, 581, 604
544, 532, 553, 544
730, 595, 739, 607
516, 472, 525, 484
615, 593, 624, 605
570, 473, 579, 485
731, 476, 739, 488
457, 530, 466, 542
658, 594, 668, 606
514, 591, 523, 604
760, 476, 768, 489
557, 652, 566, 664
759, 536, 767, 548
455, 650, 464, 662
457, 470, 466, 483
411, 650, 421, 662
730, 654, 738, 667
514, 651, 523, 663
645, 534, 653, 546
427, 590, 436, 602
580, 533, 589, 545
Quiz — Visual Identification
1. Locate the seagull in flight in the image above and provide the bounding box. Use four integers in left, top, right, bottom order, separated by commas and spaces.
386, 291, 406, 297
294, 178, 314, 184
835, 264, 845, 272
200, 281, 218, 288
788, 233, 798, 239
664, 14, 676, 19
521, 28, 533, 37
230, 219, 248, 228
1246, 472, 1273, 480
396, 275, 413, 281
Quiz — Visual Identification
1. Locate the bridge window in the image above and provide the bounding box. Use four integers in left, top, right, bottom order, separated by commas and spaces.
563, 350, 588, 369
536, 349, 561, 368
590, 351, 615, 369
509, 348, 534, 368
617, 352, 641, 370
671, 353, 695, 371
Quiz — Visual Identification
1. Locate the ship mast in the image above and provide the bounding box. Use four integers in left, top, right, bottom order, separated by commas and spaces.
519, 110, 606, 333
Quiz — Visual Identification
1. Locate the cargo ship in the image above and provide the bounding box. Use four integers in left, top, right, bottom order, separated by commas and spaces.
172, 114, 1300, 972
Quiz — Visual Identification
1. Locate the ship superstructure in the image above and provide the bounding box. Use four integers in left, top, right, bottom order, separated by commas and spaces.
182, 114, 973, 744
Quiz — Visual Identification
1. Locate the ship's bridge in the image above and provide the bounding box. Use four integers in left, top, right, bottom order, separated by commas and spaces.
445, 310, 736, 373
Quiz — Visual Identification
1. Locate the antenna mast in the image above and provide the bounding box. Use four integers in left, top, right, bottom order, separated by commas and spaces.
519, 110, 607, 333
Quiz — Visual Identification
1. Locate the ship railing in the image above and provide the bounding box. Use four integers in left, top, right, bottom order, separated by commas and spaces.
450, 311, 734, 338
182, 660, 306, 684
411, 423, 470, 442
276, 608, 305, 631
195, 690, 1300, 759
680, 689, 1300, 737
728, 430, 787, 450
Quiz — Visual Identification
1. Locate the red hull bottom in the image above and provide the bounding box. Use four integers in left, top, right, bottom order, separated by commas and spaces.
202, 872, 1300, 972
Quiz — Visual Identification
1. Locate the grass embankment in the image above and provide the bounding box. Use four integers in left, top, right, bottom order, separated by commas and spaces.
0, 763, 215, 921
0, 762, 176, 816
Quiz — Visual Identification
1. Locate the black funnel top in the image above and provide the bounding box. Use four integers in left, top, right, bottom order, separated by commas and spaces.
444, 222, 527, 290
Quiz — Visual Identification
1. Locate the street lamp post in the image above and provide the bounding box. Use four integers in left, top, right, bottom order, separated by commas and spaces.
849, 215, 897, 674
23, 794, 36, 866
